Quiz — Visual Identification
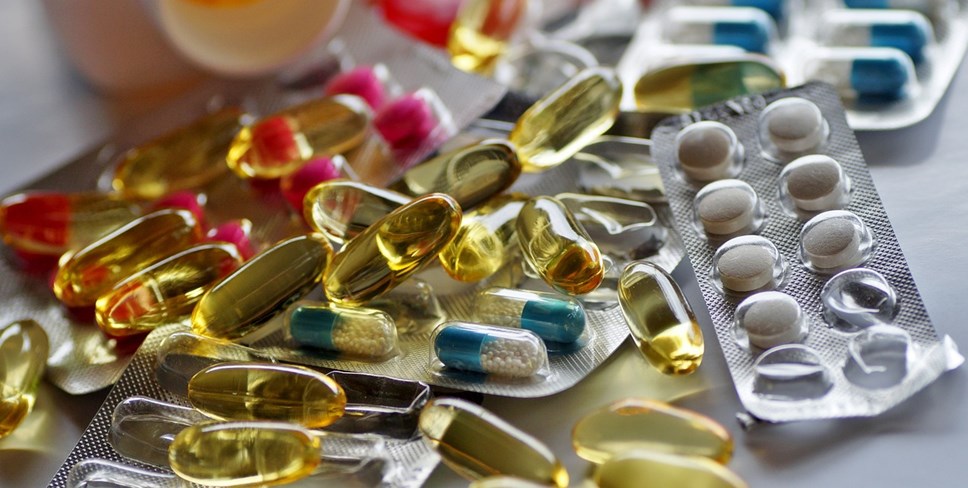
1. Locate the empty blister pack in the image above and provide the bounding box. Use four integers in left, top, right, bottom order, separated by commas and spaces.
651, 82, 962, 423
617, 0, 968, 129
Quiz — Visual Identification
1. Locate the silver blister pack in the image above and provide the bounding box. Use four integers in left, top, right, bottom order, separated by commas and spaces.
651, 82, 962, 423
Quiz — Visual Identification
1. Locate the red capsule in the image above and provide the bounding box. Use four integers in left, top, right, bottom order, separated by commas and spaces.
280, 157, 342, 213
324, 66, 387, 109
378, 0, 463, 47
206, 220, 257, 261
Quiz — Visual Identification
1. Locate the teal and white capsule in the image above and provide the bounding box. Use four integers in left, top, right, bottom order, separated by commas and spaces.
663, 7, 776, 54
801, 47, 915, 100
474, 288, 586, 344
679, 0, 786, 22
820, 10, 933, 64
287, 302, 398, 360
432, 322, 548, 378
843, 0, 951, 22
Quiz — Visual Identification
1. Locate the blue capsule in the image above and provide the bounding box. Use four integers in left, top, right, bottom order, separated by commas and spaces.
664, 7, 776, 54
843, 0, 950, 21
803, 47, 914, 100
680, 1, 786, 22
286, 302, 398, 360
822, 10, 932, 64
431, 322, 548, 378
474, 288, 586, 344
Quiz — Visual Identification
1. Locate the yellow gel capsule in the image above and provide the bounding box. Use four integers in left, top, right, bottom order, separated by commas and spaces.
618, 261, 703, 375
191, 234, 332, 340
53, 209, 203, 307
324, 194, 461, 306
389, 140, 521, 211
594, 450, 748, 488
634, 57, 785, 113
302, 180, 411, 244
419, 397, 568, 487
187, 362, 346, 428
0, 320, 48, 439
95, 243, 243, 337
448, 0, 527, 74
155, 331, 268, 396
226, 95, 370, 179
113, 107, 245, 199
169, 421, 321, 487
440, 193, 527, 282
510, 67, 622, 172
516, 196, 604, 295
572, 398, 733, 464
470, 476, 555, 488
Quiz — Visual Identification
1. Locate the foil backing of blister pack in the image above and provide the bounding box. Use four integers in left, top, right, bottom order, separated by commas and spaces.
651, 82, 961, 423
3, 2, 507, 396
616, 0, 968, 130
46, 325, 442, 488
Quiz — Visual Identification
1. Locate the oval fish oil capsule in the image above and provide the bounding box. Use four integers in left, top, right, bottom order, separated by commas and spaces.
516, 196, 604, 296
324, 194, 462, 306
0, 191, 139, 257
113, 107, 245, 199
663, 6, 776, 54
475, 288, 586, 344
155, 332, 268, 397
448, 0, 528, 74
226, 95, 370, 179
287, 303, 398, 360
169, 421, 321, 487
0, 320, 48, 439
618, 262, 703, 375
191, 234, 333, 340
419, 397, 568, 487
572, 398, 733, 464
389, 140, 521, 211
303, 179, 412, 244
440, 193, 528, 282
510, 67, 622, 173
801, 47, 915, 101
431, 321, 548, 378
110, 396, 210, 467
187, 362, 346, 428
594, 449, 748, 488
633, 56, 785, 114
53, 209, 203, 307
95, 243, 243, 338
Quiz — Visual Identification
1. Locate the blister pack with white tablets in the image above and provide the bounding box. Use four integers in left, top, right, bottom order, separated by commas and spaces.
651, 82, 962, 423
618, 0, 968, 129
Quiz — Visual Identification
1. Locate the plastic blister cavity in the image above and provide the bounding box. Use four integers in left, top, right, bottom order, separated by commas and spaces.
821, 268, 900, 333
757, 97, 830, 162
753, 344, 834, 401
798, 210, 875, 274
674, 121, 745, 182
778, 154, 852, 217
693, 179, 766, 240
711, 235, 787, 295
733, 291, 808, 351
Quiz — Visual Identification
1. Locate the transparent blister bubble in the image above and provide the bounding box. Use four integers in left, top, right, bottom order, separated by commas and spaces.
777, 154, 852, 218
429, 321, 551, 383
844, 325, 912, 390
733, 291, 808, 352
692, 179, 767, 241
66, 458, 181, 488
557, 192, 668, 262
367, 278, 446, 335
674, 121, 745, 183
821, 268, 900, 333
109, 396, 209, 467
798, 210, 876, 274
753, 344, 833, 401
574, 136, 666, 204
493, 38, 598, 100
710, 235, 788, 296
757, 97, 830, 163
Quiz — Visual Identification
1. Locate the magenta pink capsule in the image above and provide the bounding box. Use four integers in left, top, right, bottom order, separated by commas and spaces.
206, 220, 257, 261
149, 191, 205, 226
279, 157, 342, 213
324, 66, 387, 109
375, 93, 437, 150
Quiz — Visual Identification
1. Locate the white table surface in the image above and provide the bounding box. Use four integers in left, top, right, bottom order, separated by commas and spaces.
2, 1, 968, 487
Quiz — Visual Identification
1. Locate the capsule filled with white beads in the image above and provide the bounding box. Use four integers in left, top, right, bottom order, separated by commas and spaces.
431, 321, 548, 378
286, 302, 399, 361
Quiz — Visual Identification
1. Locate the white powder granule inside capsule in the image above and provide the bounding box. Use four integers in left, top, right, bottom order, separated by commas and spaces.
333, 321, 397, 358
480, 337, 545, 378
801, 218, 861, 269
741, 292, 805, 349
718, 245, 776, 292
698, 187, 756, 235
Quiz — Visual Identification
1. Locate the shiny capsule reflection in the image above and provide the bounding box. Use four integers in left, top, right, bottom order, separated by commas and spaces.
187, 362, 346, 428
440, 193, 527, 282
53, 209, 203, 307
324, 194, 461, 306
448, 0, 527, 73
113, 107, 245, 199
191, 234, 333, 340
634, 57, 784, 113
303, 180, 411, 244
594, 449, 748, 488
510, 67, 622, 173
516, 196, 604, 295
95, 243, 243, 337
155, 331, 269, 396
110, 396, 210, 467
287, 303, 398, 360
0, 320, 48, 439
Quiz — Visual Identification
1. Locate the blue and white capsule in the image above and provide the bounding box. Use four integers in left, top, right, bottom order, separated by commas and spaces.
474, 288, 587, 344
801, 47, 915, 100
663, 7, 776, 54
287, 302, 398, 360
431, 322, 548, 378
843, 0, 952, 22
820, 10, 933, 64
679, 0, 786, 22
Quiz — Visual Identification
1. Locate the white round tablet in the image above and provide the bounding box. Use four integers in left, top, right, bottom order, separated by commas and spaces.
759, 97, 829, 156
781, 155, 848, 212
694, 179, 763, 236
675, 121, 742, 181
737, 291, 806, 349
799, 211, 874, 272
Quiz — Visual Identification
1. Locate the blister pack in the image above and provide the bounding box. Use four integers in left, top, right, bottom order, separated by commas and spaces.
651, 81, 962, 423
617, 0, 968, 129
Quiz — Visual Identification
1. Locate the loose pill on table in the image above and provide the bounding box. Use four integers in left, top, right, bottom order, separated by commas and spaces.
820, 9, 933, 64
694, 180, 762, 236
287, 303, 398, 360
663, 6, 776, 54
758, 97, 829, 156
799, 211, 873, 271
780, 155, 849, 212
714, 236, 783, 293
675, 121, 743, 182
735, 291, 806, 349
801, 47, 915, 101
431, 321, 548, 378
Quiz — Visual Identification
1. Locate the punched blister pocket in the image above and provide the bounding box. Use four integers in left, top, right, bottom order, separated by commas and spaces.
652, 82, 962, 423
618, 0, 968, 130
